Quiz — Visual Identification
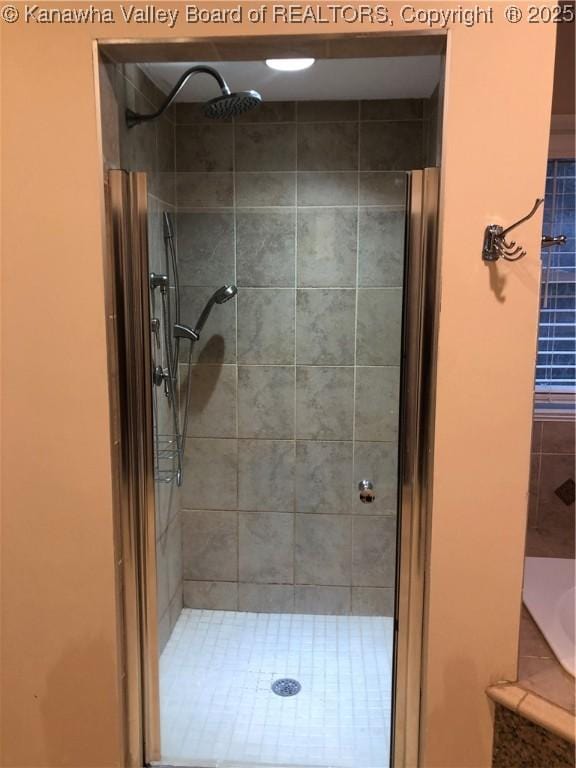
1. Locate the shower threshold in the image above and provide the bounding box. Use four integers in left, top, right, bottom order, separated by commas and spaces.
158, 609, 393, 768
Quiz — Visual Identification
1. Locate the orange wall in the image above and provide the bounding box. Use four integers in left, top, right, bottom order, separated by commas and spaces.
0, 4, 556, 767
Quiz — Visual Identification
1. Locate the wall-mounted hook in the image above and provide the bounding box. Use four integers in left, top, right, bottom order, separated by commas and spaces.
482, 198, 544, 262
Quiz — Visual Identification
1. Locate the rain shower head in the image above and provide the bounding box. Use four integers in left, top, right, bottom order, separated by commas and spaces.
126, 65, 262, 127
194, 285, 238, 336
203, 90, 262, 120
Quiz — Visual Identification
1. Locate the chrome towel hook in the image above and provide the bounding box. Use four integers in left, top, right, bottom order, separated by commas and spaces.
482, 198, 544, 262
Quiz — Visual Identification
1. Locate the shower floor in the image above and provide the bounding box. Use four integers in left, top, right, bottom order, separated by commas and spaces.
159, 609, 393, 768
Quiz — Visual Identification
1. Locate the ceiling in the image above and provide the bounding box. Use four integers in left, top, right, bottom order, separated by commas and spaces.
143, 57, 442, 102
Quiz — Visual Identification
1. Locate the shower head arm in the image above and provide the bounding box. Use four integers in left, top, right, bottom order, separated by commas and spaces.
126, 65, 231, 127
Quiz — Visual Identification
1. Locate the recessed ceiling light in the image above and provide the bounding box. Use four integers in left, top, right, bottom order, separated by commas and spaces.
265, 58, 315, 72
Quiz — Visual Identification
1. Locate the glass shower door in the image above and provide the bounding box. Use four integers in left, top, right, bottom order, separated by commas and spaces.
108, 166, 440, 768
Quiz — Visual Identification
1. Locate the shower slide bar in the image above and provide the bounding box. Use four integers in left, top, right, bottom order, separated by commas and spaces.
150, 212, 238, 486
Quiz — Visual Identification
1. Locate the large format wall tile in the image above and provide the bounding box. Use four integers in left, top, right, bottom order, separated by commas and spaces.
295, 441, 352, 514
239, 512, 294, 584
360, 99, 423, 121
176, 172, 233, 208
183, 580, 238, 610
356, 288, 403, 366
235, 124, 296, 171
298, 101, 358, 122
238, 439, 295, 512
296, 367, 354, 440
297, 172, 358, 206
238, 366, 294, 439
537, 453, 576, 529
157, 116, 176, 173
355, 367, 400, 442
236, 209, 296, 287
541, 420, 576, 454
166, 515, 183, 603
358, 209, 405, 287
182, 438, 237, 510
236, 172, 296, 207
297, 208, 357, 287
296, 289, 356, 365
352, 516, 397, 587
236, 101, 296, 124
352, 587, 394, 617
295, 514, 352, 586
177, 211, 235, 285
184, 364, 237, 438
238, 583, 295, 613
359, 172, 407, 206
182, 509, 238, 581
360, 121, 423, 170
237, 289, 295, 364
298, 123, 358, 170
294, 586, 351, 615
176, 125, 233, 171
156, 529, 170, 620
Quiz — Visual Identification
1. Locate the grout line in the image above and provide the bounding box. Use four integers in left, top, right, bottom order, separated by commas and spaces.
351, 100, 362, 573
232, 114, 240, 612
293, 100, 299, 594
176, 117, 428, 126
176, 204, 406, 212
177, 285, 401, 292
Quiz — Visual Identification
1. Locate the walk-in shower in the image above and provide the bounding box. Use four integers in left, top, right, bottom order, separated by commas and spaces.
102, 43, 443, 768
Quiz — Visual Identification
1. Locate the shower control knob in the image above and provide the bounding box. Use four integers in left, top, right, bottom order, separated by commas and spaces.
358, 480, 376, 504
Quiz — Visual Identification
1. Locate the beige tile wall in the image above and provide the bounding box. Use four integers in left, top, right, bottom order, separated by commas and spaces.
526, 419, 575, 559
175, 97, 437, 615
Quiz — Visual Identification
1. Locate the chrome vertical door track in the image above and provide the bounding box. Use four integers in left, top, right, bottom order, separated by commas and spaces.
107, 170, 161, 766
392, 168, 441, 768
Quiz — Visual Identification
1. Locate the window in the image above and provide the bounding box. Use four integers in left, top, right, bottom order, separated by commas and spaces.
535, 160, 575, 414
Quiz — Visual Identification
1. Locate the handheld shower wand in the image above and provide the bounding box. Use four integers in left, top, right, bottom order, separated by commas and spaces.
193, 285, 238, 337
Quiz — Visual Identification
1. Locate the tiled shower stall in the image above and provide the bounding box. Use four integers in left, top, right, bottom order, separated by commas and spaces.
99, 59, 440, 652
99, 57, 442, 766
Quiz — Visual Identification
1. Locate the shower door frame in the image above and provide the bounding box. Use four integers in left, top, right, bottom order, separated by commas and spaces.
392, 168, 441, 767
106, 170, 161, 765
106, 159, 440, 767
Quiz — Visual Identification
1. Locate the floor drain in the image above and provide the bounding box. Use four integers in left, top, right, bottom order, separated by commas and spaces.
271, 678, 301, 697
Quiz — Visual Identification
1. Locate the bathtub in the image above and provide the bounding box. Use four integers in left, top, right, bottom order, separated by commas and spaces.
523, 557, 575, 677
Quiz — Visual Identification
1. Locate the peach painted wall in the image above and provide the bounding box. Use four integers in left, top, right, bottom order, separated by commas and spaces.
0, 4, 556, 767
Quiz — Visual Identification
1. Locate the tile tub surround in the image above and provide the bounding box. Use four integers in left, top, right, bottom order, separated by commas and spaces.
175, 99, 429, 615
160, 609, 394, 768
526, 419, 575, 560
518, 606, 575, 715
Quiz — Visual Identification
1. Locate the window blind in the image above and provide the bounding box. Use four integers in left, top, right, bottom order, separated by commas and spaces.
536, 160, 575, 394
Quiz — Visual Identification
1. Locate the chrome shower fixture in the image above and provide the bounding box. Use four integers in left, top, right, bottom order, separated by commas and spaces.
126, 65, 262, 127
174, 323, 199, 342
150, 272, 169, 291
193, 285, 238, 337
